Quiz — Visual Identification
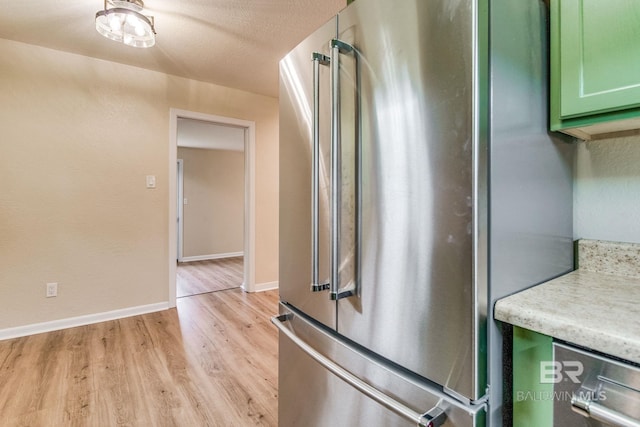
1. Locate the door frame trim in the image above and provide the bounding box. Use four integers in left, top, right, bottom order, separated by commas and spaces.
169, 108, 256, 306
176, 158, 184, 262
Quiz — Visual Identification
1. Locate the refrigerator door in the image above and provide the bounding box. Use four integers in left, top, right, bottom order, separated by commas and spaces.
275, 304, 485, 427
334, 0, 482, 401
279, 17, 337, 328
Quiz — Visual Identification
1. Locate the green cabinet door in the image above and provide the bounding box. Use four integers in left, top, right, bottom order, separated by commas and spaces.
560, 0, 640, 118
551, 0, 640, 138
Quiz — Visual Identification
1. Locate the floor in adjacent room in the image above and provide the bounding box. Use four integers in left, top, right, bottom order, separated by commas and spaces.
0, 288, 279, 427
177, 257, 244, 298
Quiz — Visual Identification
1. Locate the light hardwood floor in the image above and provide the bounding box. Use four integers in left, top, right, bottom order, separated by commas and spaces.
177, 257, 244, 298
0, 289, 279, 426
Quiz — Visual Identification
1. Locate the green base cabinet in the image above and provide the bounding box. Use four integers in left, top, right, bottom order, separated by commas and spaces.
512, 327, 554, 426
551, 0, 640, 140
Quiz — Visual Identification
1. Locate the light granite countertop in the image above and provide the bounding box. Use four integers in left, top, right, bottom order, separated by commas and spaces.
494, 240, 640, 365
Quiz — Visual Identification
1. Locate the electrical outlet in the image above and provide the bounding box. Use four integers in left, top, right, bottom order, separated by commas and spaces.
46, 282, 58, 298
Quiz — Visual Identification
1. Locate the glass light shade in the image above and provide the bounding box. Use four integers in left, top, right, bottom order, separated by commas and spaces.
96, 7, 155, 48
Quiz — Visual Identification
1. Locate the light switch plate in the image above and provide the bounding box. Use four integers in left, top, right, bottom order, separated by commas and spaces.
46, 282, 58, 298
146, 175, 156, 188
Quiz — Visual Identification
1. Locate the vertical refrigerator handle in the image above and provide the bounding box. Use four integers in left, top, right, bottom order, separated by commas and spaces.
311, 52, 331, 293
330, 38, 357, 301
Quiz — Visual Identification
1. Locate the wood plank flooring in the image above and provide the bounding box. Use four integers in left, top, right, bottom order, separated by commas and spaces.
0, 289, 279, 427
177, 257, 244, 298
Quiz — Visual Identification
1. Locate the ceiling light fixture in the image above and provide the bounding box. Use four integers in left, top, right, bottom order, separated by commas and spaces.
95, 0, 156, 48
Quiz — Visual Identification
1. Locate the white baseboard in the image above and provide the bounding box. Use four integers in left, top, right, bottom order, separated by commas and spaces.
0, 302, 170, 341
179, 252, 244, 263
251, 281, 279, 292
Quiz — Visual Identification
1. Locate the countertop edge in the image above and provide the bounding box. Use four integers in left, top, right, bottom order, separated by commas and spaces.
494, 270, 640, 365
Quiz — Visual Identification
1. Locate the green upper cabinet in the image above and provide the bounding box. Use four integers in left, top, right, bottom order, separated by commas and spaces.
551, 0, 640, 139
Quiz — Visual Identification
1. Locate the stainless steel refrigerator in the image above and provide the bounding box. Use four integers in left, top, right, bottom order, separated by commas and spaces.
274, 0, 574, 425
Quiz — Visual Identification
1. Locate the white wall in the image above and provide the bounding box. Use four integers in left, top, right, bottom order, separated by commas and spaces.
178, 147, 245, 258
574, 134, 640, 243
178, 118, 245, 151
0, 38, 278, 332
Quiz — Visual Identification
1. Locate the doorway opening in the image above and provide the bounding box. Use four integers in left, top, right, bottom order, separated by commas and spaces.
169, 109, 256, 307
176, 122, 245, 297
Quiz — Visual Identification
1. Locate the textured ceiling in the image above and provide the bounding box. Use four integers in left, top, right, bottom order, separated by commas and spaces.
0, 0, 346, 98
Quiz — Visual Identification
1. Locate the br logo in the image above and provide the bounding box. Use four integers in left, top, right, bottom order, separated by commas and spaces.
539, 361, 584, 384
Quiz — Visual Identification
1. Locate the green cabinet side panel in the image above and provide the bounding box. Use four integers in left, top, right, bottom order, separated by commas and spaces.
512, 327, 554, 426
560, 0, 640, 119
550, 0, 563, 131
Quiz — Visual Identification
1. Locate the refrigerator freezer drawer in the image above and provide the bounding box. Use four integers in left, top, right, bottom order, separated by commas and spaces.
275, 303, 485, 427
